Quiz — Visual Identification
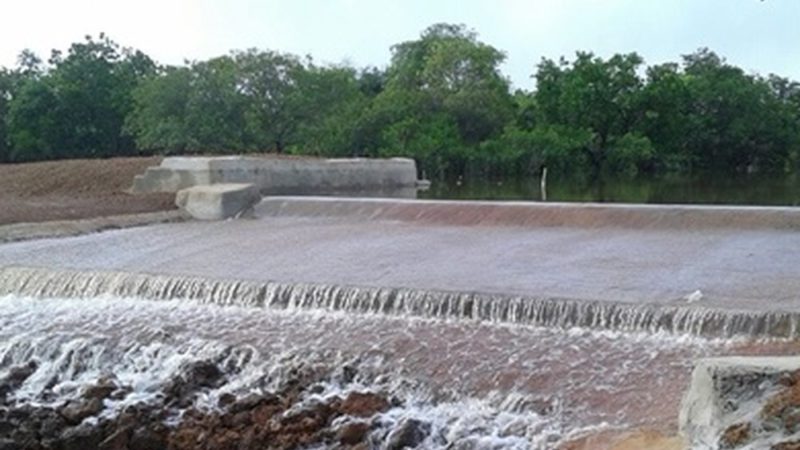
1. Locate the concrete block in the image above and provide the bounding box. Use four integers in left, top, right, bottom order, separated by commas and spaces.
680, 356, 800, 449
130, 156, 420, 194
175, 183, 261, 220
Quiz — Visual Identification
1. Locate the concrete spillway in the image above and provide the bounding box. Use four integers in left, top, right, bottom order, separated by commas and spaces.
1, 197, 799, 336
2, 197, 800, 448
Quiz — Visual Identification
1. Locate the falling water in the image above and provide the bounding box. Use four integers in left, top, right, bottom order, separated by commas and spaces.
1, 265, 797, 339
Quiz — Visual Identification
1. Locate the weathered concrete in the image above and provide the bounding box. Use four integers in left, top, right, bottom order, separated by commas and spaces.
132, 156, 419, 195
0, 210, 187, 244
680, 356, 800, 449
256, 196, 800, 230
175, 183, 260, 220
1, 197, 799, 313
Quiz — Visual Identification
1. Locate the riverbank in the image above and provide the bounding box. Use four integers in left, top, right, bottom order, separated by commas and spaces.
0, 157, 175, 225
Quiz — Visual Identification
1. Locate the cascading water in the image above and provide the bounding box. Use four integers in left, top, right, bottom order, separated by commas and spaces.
1, 265, 798, 339
1, 265, 798, 449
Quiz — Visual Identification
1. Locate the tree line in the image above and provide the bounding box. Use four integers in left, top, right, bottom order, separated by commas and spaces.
1, 24, 799, 180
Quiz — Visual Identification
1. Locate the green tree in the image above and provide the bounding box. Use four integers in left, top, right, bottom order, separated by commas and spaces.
125, 66, 193, 153
535, 52, 646, 175
365, 23, 514, 177
0, 68, 12, 161
233, 49, 306, 152
291, 64, 367, 156
8, 34, 155, 161
679, 49, 797, 173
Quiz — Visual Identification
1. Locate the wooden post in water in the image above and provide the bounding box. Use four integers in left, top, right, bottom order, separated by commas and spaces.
540, 166, 548, 202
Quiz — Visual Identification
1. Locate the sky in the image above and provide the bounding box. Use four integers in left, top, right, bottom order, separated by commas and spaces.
1, 0, 799, 89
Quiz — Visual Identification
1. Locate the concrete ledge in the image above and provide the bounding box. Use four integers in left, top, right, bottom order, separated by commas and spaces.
680, 356, 800, 449
175, 183, 261, 220
256, 197, 800, 230
0, 210, 187, 243
132, 156, 419, 194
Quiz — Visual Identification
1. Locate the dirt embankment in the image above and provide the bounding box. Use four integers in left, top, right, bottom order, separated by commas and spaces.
0, 157, 175, 225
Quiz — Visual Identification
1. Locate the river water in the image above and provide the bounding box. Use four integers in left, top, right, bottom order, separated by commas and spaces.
1, 271, 799, 448
420, 174, 800, 206
1, 194, 799, 448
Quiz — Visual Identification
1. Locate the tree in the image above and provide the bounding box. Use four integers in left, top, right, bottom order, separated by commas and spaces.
535, 52, 647, 175
678, 49, 797, 173
0, 69, 13, 161
125, 66, 193, 153
290, 64, 367, 156
233, 49, 306, 152
8, 34, 155, 161
364, 23, 514, 177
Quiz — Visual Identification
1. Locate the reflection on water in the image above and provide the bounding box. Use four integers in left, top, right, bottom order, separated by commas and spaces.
419, 174, 800, 206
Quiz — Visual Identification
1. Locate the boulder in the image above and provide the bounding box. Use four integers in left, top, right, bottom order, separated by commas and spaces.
680, 356, 800, 449
384, 418, 430, 450
175, 183, 260, 220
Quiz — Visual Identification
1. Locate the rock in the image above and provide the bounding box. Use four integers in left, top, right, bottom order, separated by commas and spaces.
82, 377, 119, 401
339, 392, 390, 418
129, 425, 168, 450
774, 441, 800, 450
0, 361, 37, 399
338, 421, 370, 445
720, 422, 751, 448
58, 422, 105, 450
384, 418, 431, 450
0, 439, 20, 450
175, 183, 261, 220
164, 360, 225, 407
98, 426, 131, 450
217, 392, 236, 408
59, 397, 104, 425
680, 356, 800, 448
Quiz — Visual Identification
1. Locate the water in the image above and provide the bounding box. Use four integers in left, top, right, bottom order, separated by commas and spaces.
1, 266, 798, 338
1, 268, 800, 448
419, 174, 800, 206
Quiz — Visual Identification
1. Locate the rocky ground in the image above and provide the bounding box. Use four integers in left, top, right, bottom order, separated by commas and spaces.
717, 369, 800, 450
0, 360, 432, 450
0, 157, 174, 225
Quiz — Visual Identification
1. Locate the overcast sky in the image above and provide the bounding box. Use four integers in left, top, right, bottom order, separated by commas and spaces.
1, 0, 798, 89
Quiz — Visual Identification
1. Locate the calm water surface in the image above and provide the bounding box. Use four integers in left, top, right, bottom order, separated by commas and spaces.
419, 174, 800, 206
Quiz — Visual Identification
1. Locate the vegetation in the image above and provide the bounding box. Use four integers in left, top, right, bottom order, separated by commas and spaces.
2, 25, 799, 180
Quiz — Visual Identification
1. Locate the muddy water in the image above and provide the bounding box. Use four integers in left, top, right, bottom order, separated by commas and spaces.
2, 294, 798, 448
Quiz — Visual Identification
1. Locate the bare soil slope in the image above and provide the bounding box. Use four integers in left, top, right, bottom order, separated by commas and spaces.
0, 157, 175, 225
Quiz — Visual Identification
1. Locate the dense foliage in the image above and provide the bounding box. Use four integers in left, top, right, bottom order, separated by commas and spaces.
2, 25, 800, 179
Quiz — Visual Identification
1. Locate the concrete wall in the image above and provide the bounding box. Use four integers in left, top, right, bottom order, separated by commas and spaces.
132, 156, 419, 195
255, 196, 800, 230
680, 356, 800, 449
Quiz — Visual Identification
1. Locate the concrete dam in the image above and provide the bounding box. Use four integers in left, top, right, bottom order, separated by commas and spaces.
2, 166, 800, 448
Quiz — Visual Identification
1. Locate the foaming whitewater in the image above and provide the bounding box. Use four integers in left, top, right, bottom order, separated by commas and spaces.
3, 266, 800, 448
1, 266, 798, 338
0, 295, 618, 448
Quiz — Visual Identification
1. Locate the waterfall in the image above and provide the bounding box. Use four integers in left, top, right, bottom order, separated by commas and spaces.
0, 265, 796, 338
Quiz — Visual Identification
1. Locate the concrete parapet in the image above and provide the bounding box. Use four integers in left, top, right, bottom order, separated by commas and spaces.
256, 196, 800, 230
680, 356, 800, 449
175, 183, 261, 220
132, 156, 419, 194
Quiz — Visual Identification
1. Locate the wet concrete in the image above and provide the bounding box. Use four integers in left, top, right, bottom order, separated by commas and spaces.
0, 198, 798, 312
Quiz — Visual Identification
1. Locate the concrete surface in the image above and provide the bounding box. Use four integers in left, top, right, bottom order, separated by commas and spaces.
256, 196, 800, 230
0, 210, 187, 244
175, 183, 260, 220
679, 356, 800, 448
0, 197, 799, 312
132, 156, 419, 194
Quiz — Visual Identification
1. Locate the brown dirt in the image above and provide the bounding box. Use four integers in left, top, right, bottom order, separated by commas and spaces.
0, 157, 175, 225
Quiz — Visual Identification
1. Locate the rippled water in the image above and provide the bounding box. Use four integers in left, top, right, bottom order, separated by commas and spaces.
3, 293, 798, 448
420, 174, 800, 206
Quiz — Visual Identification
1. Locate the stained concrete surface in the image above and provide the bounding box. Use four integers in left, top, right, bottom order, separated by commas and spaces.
0, 198, 799, 312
